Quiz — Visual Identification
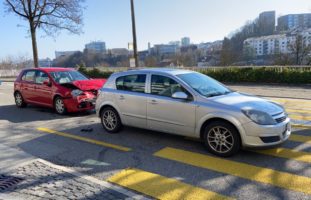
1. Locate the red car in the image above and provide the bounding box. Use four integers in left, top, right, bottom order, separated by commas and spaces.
14, 68, 106, 114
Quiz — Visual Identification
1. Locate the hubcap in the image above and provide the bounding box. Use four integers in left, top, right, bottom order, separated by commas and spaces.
102, 110, 117, 130
55, 99, 65, 113
15, 93, 22, 106
207, 126, 234, 154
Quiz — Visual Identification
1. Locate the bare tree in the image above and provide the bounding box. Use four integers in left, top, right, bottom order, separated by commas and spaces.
289, 34, 311, 65
4, 0, 84, 68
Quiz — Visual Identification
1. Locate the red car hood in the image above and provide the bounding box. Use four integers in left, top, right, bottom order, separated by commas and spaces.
71, 79, 106, 90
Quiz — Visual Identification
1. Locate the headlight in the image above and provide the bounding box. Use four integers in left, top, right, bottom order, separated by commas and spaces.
71, 89, 83, 97
242, 109, 276, 125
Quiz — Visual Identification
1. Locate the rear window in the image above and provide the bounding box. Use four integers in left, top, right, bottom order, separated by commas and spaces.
21, 71, 35, 82
116, 74, 146, 93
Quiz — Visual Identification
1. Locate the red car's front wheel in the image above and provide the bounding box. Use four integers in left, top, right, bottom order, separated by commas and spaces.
54, 97, 67, 115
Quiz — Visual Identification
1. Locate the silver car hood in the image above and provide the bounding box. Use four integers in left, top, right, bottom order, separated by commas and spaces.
210, 92, 283, 115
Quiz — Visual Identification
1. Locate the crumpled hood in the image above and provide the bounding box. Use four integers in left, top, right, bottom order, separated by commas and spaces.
71, 79, 106, 91
211, 92, 283, 115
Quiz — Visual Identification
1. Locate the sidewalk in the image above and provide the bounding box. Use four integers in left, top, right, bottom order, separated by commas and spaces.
0, 145, 149, 200
0, 78, 16, 82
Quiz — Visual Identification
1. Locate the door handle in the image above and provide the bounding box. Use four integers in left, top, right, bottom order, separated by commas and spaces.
119, 95, 125, 100
150, 99, 158, 105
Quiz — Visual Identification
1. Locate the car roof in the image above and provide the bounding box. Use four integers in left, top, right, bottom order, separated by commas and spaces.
24, 67, 75, 73
116, 68, 193, 76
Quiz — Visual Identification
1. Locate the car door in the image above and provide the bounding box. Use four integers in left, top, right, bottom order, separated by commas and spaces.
34, 70, 53, 106
20, 70, 36, 102
147, 74, 196, 136
114, 73, 147, 129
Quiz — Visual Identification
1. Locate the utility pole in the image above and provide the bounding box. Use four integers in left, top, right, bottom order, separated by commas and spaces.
130, 0, 139, 67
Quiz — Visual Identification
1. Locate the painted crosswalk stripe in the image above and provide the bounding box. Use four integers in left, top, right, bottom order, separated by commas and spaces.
107, 168, 233, 200
287, 109, 311, 114
37, 127, 131, 152
289, 114, 311, 121
254, 148, 311, 163
154, 147, 311, 195
290, 134, 311, 144
292, 124, 311, 129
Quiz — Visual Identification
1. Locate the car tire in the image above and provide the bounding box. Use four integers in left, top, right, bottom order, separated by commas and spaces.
54, 96, 67, 115
203, 121, 241, 157
14, 91, 27, 108
100, 107, 122, 133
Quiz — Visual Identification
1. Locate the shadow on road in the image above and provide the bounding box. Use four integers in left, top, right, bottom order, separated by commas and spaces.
0, 104, 94, 123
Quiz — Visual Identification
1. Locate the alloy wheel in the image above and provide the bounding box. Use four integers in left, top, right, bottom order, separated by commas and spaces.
15, 93, 23, 106
55, 98, 65, 114
102, 110, 117, 131
207, 126, 234, 154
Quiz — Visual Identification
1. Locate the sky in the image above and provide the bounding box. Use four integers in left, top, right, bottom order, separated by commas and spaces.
0, 0, 311, 59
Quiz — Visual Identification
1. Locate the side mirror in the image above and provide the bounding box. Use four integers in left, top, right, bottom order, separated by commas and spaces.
172, 92, 188, 100
43, 79, 51, 87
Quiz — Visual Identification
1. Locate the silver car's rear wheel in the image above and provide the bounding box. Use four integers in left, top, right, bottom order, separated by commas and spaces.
204, 121, 240, 157
101, 107, 122, 133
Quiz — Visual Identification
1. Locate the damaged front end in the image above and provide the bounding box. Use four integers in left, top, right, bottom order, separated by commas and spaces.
61, 83, 100, 112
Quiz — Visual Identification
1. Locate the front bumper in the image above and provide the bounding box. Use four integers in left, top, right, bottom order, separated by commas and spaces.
63, 93, 96, 113
240, 118, 291, 148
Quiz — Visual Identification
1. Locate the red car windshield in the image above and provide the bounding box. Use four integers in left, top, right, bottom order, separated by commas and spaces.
49, 70, 88, 84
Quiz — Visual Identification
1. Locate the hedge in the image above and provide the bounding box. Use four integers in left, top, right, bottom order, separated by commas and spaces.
78, 66, 311, 84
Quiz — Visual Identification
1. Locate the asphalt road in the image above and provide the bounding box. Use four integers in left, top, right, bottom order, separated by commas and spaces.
0, 82, 311, 200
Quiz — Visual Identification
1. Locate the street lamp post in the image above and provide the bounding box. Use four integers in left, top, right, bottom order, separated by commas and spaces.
130, 0, 139, 67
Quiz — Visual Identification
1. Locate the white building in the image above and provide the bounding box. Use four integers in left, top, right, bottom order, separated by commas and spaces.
181, 37, 190, 46
243, 29, 311, 56
55, 51, 79, 59
38, 58, 52, 67
109, 48, 129, 56
85, 41, 106, 53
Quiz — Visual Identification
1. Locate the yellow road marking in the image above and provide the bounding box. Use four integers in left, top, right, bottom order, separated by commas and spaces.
290, 134, 311, 144
254, 148, 311, 163
292, 124, 311, 129
289, 114, 311, 121
271, 98, 311, 104
107, 168, 233, 200
37, 127, 131, 152
154, 147, 311, 195
287, 109, 311, 114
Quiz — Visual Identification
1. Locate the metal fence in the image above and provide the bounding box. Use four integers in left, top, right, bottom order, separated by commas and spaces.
94, 65, 311, 73
0, 69, 20, 78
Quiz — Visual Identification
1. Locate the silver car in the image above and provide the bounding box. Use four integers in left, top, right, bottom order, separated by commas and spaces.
96, 68, 291, 157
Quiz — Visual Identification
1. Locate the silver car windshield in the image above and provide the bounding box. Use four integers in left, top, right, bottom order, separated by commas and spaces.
177, 72, 232, 97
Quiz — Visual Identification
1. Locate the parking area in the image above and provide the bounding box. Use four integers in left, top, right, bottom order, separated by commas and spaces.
0, 82, 311, 200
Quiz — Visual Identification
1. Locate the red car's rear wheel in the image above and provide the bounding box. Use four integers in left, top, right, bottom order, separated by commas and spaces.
14, 92, 27, 108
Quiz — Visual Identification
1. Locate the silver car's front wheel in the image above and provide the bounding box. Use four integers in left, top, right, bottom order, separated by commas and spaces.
204, 121, 240, 157
207, 126, 234, 154
101, 107, 122, 133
